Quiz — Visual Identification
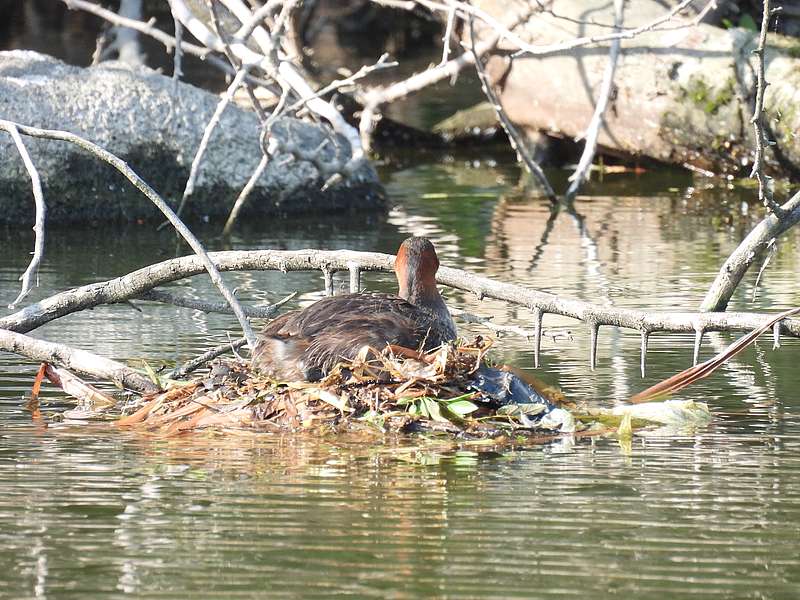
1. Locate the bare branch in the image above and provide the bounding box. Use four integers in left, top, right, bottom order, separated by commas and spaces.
468, 15, 556, 202
565, 0, 624, 201
114, 0, 145, 66
222, 153, 269, 235
2, 119, 258, 349
358, 12, 513, 152
700, 189, 800, 312
172, 10, 184, 89
236, 0, 282, 41
439, 5, 457, 66
749, 0, 783, 215
286, 53, 397, 113
0, 122, 47, 309
175, 66, 249, 219
166, 337, 248, 379
4, 249, 800, 341
63, 0, 278, 89
380, 0, 714, 57
169, 0, 365, 178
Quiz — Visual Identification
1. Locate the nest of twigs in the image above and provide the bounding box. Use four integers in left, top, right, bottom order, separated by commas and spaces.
117, 337, 569, 437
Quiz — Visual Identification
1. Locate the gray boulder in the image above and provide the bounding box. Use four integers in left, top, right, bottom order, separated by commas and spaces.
0, 50, 385, 225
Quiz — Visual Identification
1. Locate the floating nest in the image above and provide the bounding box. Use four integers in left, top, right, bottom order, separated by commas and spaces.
117, 337, 579, 439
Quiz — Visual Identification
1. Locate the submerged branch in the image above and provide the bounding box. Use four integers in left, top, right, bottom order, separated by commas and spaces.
136, 289, 296, 318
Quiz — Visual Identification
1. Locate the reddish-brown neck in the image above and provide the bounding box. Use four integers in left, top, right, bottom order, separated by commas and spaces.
395, 238, 440, 307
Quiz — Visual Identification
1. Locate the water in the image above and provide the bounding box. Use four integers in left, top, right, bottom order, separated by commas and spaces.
2, 159, 800, 599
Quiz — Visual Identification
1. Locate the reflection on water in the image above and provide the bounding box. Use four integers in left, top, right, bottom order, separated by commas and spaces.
2, 161, 800, 598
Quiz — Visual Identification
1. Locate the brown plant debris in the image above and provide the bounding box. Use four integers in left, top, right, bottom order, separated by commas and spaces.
116, 338, 574, 438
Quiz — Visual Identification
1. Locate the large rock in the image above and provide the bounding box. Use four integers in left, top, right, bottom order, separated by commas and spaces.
0, 51, 385, 225
473, 0, 800, 179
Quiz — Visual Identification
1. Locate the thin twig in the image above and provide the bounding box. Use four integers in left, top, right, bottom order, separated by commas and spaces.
174, 67, 249, 219
286, 53, 397, 113
749, 0, 783, 215
0, 122, 47, 309
1, 119, 258, 349
222, 153, 269, 235
565, 0, 624, 201
468, 15, 556, 202
172, 11, 183, 91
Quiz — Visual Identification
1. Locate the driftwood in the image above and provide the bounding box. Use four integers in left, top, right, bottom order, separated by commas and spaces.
2, 249, 798, 387
0, 329, 159, 395
471, 0, 800, 179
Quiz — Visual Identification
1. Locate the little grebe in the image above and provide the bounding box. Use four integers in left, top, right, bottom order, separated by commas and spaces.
252, 237, 457, 381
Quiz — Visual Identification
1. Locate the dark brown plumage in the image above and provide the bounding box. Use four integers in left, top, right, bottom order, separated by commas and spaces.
252, 237, 457, 381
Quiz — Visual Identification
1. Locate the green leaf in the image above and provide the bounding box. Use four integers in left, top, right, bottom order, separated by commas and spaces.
617, 412, 633, 440
445, 399, 479, 417
142, 362, 162, 388
422, 397, 447, 422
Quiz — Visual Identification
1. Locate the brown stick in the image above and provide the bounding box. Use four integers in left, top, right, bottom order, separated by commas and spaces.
630, 306, 800, 403
44, 364, 117, 406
